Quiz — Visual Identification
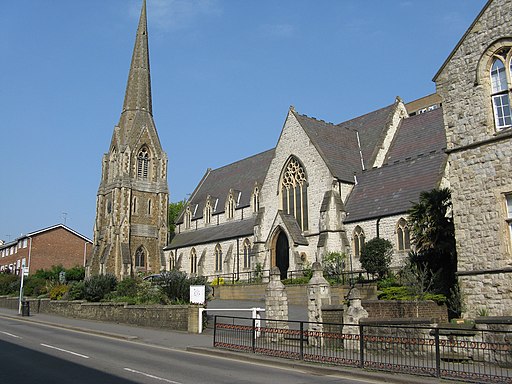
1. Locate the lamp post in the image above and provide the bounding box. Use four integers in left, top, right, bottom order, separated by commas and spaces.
18, 237, 31, 315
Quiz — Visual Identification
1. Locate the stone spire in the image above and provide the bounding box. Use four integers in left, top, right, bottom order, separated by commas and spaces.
121, 0, 152, 118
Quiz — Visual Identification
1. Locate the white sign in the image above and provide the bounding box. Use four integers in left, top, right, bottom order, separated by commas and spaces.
190, 285, 205, 304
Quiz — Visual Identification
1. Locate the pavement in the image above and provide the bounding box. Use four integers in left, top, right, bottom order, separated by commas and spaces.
0, 301, 452, 384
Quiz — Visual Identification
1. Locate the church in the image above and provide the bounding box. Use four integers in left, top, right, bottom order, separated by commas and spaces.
90, 0, 512, 318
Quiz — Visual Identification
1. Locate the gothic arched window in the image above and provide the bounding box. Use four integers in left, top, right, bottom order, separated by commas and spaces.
185, 206, 192, 230
190, 248, 197, 275
204, 199, 212, 225
137, 147, 149, 179
243, 238, 251, 269
226, 193, 235, 219
280, 157, 308, 231
215, 244, 222, 272
252, 186, 260, 213
397, 218, 411, 251
135, 246, 145, 268
490, 49, 512, 130
353, 226, 365, 258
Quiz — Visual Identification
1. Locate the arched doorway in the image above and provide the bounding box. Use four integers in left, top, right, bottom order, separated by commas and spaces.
275, 231, 289, 280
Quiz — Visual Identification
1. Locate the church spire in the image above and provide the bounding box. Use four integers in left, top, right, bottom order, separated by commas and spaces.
121, 0, 152, 116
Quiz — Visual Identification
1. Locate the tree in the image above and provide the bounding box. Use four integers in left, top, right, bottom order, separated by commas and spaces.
322, 251, 346, 283
360, 237, 393, 279
168, 200, 186, 237
407, 188, 458, 315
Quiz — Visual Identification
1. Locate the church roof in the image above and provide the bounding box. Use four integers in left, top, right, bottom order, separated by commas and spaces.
293, 102, 398, 182
178, 148, 275, 223
345, 108, 447, 222
167, 217, 256, 249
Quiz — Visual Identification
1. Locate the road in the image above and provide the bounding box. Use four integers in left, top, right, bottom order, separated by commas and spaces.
0, 316, 381, 384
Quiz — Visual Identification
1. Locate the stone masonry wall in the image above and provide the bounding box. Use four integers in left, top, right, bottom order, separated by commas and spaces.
435, 0, 512, 317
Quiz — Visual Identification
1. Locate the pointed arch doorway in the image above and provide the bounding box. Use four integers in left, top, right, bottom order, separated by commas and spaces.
272, 230, 289, 280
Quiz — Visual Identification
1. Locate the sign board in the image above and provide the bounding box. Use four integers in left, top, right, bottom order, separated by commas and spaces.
190, 285, 205, 304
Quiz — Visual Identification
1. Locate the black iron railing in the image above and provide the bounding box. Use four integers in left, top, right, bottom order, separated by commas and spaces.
213, 315, 512, 384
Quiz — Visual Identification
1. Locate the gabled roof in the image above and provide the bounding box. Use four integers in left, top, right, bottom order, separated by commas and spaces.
1, 224, 92, 250
179, 149, 275, 223
292, 102, 398, 182
167, 217, 256, 249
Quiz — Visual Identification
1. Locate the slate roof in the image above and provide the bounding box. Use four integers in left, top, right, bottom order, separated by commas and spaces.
167, 217, 256, 249
177, 149, 275, 223
345, 108, 447, 223
292, 102, 398, 182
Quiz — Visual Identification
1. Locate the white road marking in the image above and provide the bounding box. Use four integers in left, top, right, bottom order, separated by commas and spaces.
0, 331, 21, 339
40, 343, 90, 359
124, 368, 182, 384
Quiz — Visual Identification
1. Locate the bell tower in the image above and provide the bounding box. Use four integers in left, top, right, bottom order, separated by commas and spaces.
88, 0, 169, 278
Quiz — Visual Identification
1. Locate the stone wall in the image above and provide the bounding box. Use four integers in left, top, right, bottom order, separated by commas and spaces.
434, 0, 512, 317
362, 300, 448, 323
0, 297, 200, 332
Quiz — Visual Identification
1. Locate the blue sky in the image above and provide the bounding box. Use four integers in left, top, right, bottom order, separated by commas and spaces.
1, 0, 486, 241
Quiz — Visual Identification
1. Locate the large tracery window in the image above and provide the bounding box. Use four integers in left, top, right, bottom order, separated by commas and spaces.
243, 238, 251, 269
137, 147, 149, 179
281, 157, 309, 231
490, 49, 512, 130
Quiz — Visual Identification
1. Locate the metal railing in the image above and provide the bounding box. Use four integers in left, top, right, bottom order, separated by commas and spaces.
213, 315, 512, 383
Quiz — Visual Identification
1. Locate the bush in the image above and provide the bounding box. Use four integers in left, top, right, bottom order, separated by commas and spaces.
23, 277, 48, 297
49, 284, 69, 300
378, 286, 446, 304
65, 266, 85, 282
322, 252, 346, 283
158, 270, 211, 304
33, 265, 65, 281
83, 274, 117, 302
116, 277, 139, 297
360, 237, 393, 279
67, 281, 85, 300
0, 274, 20, 295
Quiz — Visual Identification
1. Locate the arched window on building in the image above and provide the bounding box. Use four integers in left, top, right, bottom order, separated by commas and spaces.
190, 248, 197, 275
243, 238, 251, 269
169, 251, 175, 270
185, 206, 192, 230
396, 218, 411, 251
252, 186, 260, 213
135, 246, 145, 269
215, 244, 222, 272
353, 226, 365, 258
280, 157, 308, 231
490, 49, 512, 130
226, 192, 235, 219
204, 199, 212, 225
137, 147, 149, 179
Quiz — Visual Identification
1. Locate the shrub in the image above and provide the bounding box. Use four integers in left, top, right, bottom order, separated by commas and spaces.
158, 270, 211, 304
211, 277, 224, 286
0, 274, 20, 295
67, 281, 85, 300
83, 274, 117, 302
23, 277, 48, 297
116, 277, 139, 297
49, 284, 69, 300
65, 266, 85, 282
360, 237, 393, 279
322, 252, 346, 283
33, 265, 65, 281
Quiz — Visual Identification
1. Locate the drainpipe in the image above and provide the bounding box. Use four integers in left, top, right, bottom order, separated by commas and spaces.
376, 217, 381, 238
236, 239, 240, 281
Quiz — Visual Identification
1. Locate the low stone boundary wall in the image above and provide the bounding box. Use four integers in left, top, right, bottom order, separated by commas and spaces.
0, 296, 202, 333
362, 299, 448, 323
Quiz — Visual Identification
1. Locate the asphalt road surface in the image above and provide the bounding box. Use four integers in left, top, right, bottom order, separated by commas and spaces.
0, 316, 382, 384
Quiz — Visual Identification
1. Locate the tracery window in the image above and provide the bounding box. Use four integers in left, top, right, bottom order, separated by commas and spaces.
185, 206, 192, 230
353, 226, 365, 257
226, 193, 235, 219
137, 147, 149, 179
135, 246, 145, 268
490, 48, 512, 130
215, 244, 222, 272
396, 218, 411, 251
243, 238, 251, 269
252, 187, 260, 213
280, 157, 308, 231
204, 200, 212, 225
190, 248, 197, 275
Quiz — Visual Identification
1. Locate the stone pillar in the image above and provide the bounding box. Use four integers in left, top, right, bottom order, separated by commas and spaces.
187, 304, 203, 333
307, 261, 331, 347
265, 266, 289, 341
343, 288, 368, 351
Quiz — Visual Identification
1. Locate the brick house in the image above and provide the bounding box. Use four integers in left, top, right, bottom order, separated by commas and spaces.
0, 224, 92, 275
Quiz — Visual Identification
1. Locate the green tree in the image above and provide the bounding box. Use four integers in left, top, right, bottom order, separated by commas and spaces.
168, 200, 186, 238
322, 251, 346, 283
360, 237, 393, 279
407, 188, 458, 316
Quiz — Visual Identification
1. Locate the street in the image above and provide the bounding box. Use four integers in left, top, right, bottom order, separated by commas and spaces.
0, 315, 381, 384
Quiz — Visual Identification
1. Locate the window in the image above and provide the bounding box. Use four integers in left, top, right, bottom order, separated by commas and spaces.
185, 206, 192, 230
204, 199, 212, 225
397, 218, 411, 251
23, 239, 28, 248
137, 147, 149, 179
353, 226, 365, 257
135, 247, 145, 268
132, 197, 137, 214
169, 252, 175, 270
490, 49, 512, 130
243, 239, 251, 269
190, 248, 197, 275
147, 199, 152, 215
506, 193, 512, 244
215, 244, 222, 271
226, 193, 235, 219
252, 187, 260, 213
280, 157, 308, 231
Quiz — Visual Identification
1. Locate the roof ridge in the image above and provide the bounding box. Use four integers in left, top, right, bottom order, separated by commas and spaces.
208, 148, 275, 173
336, 102, 396, 127
374, 150, 444, 169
